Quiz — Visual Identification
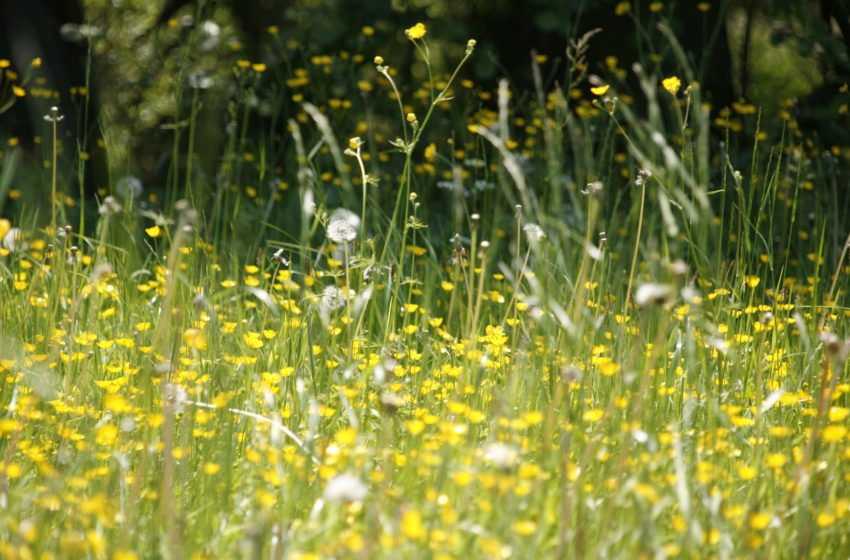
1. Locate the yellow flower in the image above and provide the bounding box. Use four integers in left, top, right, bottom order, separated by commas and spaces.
816, 512, 836, 527
662, 76, 682, 95
748, 512, 771, 530
145, 225, 162, 238
12, 86, 25, 97
183, 328, 207, 350
424, 143, 437, 161
615, 2, 631, 16
512, 520, 537, 536
822, 424, 847, 443
406, 22, 427, 40
591, 85, 610, 96
401, 509, 426, 540
583, 408, 604, 423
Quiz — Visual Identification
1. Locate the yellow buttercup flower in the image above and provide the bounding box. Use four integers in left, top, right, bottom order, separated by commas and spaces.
662, 76, 682, 95
591, 85, 610, 96
406, 23, 427, 40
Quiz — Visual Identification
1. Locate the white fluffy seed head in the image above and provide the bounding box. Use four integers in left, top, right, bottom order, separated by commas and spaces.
634, 283, 674, 308
326, 216, 357, 243
523, 223, 545, 243
483, 442, 519, 470
324, 474, 368, 503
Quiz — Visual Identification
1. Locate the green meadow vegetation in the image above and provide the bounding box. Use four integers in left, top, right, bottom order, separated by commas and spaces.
1, 3, 850, 559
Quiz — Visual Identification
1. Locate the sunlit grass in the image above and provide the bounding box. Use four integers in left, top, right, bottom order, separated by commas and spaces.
1, 14, 850, 560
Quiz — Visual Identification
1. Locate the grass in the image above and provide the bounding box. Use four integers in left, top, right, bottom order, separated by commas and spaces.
1, 14, 850, 560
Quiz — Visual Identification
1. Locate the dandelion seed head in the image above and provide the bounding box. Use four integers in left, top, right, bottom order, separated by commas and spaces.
634, 282, 674, 308
326, 215, 358, 243
115, 176, 143, 199
321, 285, 346, 312
635, 168, 652, 187
98, 196, 122, 216
324, 474, 368, 503
483, 442, 519, 470
523, 223, 545, 243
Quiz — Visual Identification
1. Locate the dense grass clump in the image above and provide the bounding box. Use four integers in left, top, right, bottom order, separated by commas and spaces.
1, 16, 850, 560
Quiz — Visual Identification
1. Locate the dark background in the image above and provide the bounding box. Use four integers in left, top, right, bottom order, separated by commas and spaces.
2, 0, 850, 211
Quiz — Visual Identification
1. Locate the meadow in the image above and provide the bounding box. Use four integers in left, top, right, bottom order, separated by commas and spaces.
1, 11, 850, 559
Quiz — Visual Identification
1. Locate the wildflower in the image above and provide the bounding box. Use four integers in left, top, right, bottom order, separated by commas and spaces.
406, 112, 417, 123
748, 512, 772, 530
326, 216, 357, 244
670, 259, 689, 276
424, 143, 437, 161
820, 331, 844, 357
405, 23, 427, 40
635, 168, 652, 187
145, 225, 162, 238
512, 520, 537, 536
0, 219, 11, 243
380, 392, 404, 413
321, 286, 346, 312
822, 424, 847, 443
115, 175, 143, 199
523, 223, 545, 243
3, 227, 23, 251
583, 408, 604, 422
183, 328, 207, 350
374, 55, 384, 65
43, 106, 64, 123
662, 76, 682, 95
400, 509, 426, 540
98, 196, 122, 216
324, 474, 368, 503
580, 181, 605, 199
634, 283, 674, 308
591, 85, 610, 96
483, 442, 519, 470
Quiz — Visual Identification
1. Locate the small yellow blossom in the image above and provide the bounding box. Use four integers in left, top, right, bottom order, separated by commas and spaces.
591, 85, 610, 96
748, 512, 771, 530
401, 509, 426, 540
406, 23, 427, 40
662, 76, 682, 95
